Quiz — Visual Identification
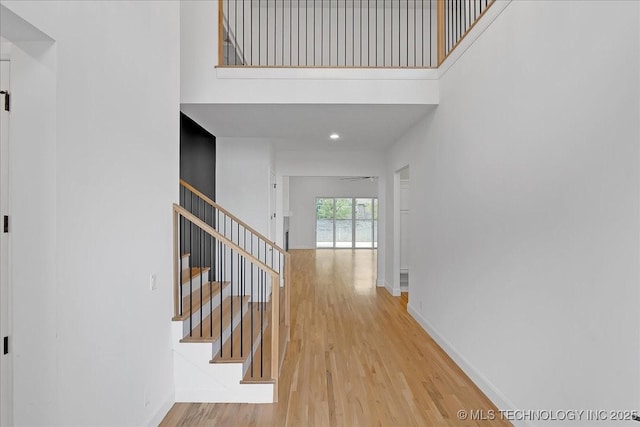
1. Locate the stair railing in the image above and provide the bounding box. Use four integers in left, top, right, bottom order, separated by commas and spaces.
178, 180, 290, 396
173, 203, 284, 401
179, 179, 291, 332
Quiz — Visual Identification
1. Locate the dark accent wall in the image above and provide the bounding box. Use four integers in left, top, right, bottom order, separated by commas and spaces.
180, 112, 216, 201
180, 113, 216, 271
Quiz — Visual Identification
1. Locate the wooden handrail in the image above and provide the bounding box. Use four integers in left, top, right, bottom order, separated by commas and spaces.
174, 204, 279, 276
180, 179, 287, 256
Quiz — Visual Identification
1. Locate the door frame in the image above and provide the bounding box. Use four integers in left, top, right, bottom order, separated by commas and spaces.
0, 58, 13, 427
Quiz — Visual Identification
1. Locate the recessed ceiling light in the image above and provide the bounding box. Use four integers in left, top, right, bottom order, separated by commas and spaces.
329, 133, 340, 140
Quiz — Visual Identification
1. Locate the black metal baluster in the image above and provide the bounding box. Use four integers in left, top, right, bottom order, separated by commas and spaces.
329, 0, 331, 65
229, 247, 231, 357
428, 0, 431, 66
458, 0, 462, 41
240, 254, 244, 357
344, 0, 347, 66
251, 259, 254, 377
297, 0, 300, 65
219, 240, 223, 356
336, 0, 339, 65
179, 215, 184, 317
383, 0, 385, 66
266, 0, 269, 66
234, 0, 238, 65
260, 270, 264, 377
189, 218, 193, 337
321, 0, 324, 65
359, 1, 363, 66
242, 0, 245, 65
200, 228, 204, 337
351, 0, 354, 66
226, 0, 230, 64
366, 0, 369, 67
214, 234, 216, 337
399, 0, 402, 66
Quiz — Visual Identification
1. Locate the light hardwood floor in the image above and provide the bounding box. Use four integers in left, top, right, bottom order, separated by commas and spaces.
160, 249, 512, 427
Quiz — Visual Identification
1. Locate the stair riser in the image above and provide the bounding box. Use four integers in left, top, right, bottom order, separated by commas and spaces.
173, 347, 273, 403
179, 285, 232, 337
240, 323, 270, 379
180, 272, 209, 299
209, 303, 250, 357
180, 254, 190, 271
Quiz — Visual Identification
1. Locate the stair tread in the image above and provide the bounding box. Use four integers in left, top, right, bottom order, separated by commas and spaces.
180, 294, 249, 343
211, 301, 271, 363
172, 281, 230, 321
181, 267, 209, 285
241, 321, 274, 384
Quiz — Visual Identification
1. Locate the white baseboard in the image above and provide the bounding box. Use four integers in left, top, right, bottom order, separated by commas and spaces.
383, 282, 400, 297
145, 393, 175, 427
406, 304, 530, 427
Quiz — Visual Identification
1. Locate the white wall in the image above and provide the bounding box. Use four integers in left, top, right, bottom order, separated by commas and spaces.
216, 137, 274, 238
288, 176, 378, 249
385, 1, 640, 424
1, 2, 180, 425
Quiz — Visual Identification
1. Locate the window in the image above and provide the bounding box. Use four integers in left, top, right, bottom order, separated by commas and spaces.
316, 197, 378, 249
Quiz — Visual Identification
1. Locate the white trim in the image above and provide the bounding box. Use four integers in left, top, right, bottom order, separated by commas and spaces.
406, 303, 530, 427
217, 67, 438, 81
383, 281, 400, 297
0, 59, 12, 427
144, 394, 175, 427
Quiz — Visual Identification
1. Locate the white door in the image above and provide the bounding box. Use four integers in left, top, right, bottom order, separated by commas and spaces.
0, 59, 12, 427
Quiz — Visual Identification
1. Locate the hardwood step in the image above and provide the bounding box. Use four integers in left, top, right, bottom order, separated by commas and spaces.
172, 281, 230, 321
211, 301, 271, 363
241, 321, 274, 384
180, 294, 249, 344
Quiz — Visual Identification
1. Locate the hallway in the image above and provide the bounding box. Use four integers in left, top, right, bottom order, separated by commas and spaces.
161, 250, 511, 426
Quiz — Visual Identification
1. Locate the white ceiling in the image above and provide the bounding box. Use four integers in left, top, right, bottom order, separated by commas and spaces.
180, 103, 435, 151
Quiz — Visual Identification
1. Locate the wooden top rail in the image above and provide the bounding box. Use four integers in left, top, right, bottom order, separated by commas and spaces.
174, 203, 279, 277
180, 179, 287, 256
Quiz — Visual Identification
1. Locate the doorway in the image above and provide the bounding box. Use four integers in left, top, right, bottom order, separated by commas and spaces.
393, 165, 410, 300
0, 59, 12, 427
399, 167, 410, 293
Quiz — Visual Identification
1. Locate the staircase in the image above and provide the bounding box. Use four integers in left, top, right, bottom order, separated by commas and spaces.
171, 180, 290, 403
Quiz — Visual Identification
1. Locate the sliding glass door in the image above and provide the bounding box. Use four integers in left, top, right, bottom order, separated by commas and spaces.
316, 197, 378, 249
316, 198, 334, 248
335, 198, 353, 248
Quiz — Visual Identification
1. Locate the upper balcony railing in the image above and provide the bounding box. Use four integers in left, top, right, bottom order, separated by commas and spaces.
218, 0, 495, 68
